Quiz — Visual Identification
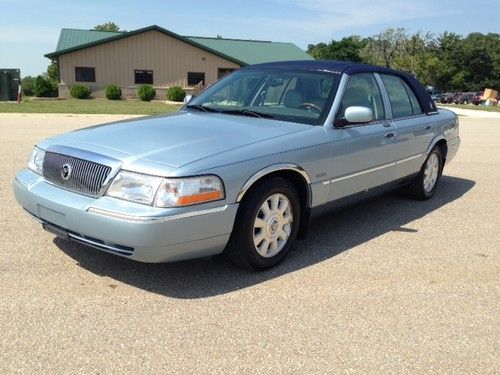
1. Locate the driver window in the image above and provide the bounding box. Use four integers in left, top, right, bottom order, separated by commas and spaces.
337, 73, 385, 122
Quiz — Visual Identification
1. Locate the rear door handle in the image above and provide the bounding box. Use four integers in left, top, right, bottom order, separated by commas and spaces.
425, 125, 432, 130
385, 132, 395, 138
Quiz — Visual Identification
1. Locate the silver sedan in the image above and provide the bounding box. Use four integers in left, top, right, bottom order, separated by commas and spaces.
14, 61, 460, 270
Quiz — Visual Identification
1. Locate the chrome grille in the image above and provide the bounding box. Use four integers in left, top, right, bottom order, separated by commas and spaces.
42, 152, 112, 196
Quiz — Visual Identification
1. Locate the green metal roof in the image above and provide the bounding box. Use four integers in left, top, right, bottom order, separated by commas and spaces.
55, 28, 124, 51
47, 26, 312, 65
184, 36, 312, 64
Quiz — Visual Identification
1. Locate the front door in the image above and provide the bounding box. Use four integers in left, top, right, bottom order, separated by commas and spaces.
325, 73, 398, 201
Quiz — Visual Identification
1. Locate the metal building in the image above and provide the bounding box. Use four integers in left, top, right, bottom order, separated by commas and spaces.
45, 25, 313, 98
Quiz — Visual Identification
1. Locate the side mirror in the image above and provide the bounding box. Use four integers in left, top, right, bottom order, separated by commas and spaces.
344, 106, 373, 124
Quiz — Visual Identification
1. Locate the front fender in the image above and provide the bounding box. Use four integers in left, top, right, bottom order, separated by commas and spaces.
235, 163, 312, 204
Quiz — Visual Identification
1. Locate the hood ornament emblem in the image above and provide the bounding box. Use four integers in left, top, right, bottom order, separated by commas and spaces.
61, 163, 72, 180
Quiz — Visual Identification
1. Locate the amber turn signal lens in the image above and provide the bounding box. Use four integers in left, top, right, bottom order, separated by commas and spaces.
177, 190, 223, 206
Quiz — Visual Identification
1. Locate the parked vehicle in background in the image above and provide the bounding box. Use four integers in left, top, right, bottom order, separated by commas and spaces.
440, 93, 455, 104
13, 61, 460, 270
426, 87, 441, 103
431, 93, 442, 102
472, 91, 484, 105
453, 92, 474, 105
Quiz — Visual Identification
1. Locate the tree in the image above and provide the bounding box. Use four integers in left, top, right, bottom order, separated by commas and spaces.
93, 22, 120, 32
21, 76, 36, 96
361, 28, 407, 68
397, 31, 434, 74
34, 74, 58, 97
307, 36, 368, 62
47, 60, 58, 81
309, 29, 499, 92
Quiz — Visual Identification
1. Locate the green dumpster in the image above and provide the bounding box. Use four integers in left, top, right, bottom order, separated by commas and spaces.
0, 69, 21, 101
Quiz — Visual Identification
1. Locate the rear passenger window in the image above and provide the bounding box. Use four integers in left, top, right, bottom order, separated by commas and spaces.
381, 75, 422, 118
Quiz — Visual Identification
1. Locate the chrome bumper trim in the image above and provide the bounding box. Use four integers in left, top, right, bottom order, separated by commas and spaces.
67, 233, 134, 256
23, 209, 134, 256
86, 205, 229, 223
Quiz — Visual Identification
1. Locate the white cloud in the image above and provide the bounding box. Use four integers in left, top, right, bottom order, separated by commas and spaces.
269, 0, 445, 37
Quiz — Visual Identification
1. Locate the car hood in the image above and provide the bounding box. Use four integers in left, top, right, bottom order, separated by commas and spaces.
41, 111, 310, 169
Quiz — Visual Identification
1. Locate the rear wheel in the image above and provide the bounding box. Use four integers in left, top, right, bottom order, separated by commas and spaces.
224, 177, 300, 270
408, 146, 443, 200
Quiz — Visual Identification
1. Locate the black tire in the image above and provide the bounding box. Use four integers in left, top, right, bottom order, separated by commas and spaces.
224, 177, 300, 270
408, 146, 443, 200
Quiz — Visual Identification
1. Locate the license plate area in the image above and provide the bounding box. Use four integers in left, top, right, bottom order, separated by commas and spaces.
42, 223, 69, 240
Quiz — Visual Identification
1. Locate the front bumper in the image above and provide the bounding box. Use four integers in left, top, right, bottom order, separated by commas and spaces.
13, 169, 239, 263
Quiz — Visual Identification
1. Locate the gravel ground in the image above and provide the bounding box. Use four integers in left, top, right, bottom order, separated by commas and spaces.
0, 113, 498, 374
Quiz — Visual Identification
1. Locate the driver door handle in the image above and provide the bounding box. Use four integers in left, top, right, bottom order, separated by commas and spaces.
385, 132, 395, 138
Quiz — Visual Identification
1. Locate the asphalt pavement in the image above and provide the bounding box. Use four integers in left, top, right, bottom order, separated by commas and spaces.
0, 112, 498, 373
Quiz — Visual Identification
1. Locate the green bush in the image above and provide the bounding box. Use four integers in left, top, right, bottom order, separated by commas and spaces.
166, 86, 186, 102
21, 76, 36, 96
34, 74, 58, 97
137, 84, 156, 101
70, 84, 91, 99
105, 84, 122, 100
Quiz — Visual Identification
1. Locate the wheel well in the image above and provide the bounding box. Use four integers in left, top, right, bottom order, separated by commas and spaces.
238, 169, 311, 238
436, 139, 448, 164
240, 169, 310, 210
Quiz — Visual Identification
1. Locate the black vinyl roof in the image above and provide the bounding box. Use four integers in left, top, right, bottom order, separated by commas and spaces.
244, 60, 437, 114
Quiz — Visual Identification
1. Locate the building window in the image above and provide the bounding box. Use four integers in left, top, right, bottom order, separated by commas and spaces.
75, 67, 95, 82
135, 70, 153, 84
217, 68, 236, 79
188, 72, 205, 86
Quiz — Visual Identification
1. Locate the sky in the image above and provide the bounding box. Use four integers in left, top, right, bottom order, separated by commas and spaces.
0, 0, 498, 76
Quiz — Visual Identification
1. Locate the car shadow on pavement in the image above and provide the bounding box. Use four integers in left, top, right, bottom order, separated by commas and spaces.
54, 175, 475, 299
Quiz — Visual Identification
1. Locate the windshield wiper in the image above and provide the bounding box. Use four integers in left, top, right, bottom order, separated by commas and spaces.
185, 104, 220, 113
219, 109, 274, 119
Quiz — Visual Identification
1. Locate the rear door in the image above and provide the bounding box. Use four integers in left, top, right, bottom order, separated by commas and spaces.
378, 74, 436, 179
325, 73, 398, 201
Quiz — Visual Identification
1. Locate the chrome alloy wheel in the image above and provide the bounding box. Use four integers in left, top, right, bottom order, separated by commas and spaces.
423, 153, 440, 192
253, 193, 293, 258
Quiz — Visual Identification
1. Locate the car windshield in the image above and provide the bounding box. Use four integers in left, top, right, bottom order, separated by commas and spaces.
184, 68, 341, 125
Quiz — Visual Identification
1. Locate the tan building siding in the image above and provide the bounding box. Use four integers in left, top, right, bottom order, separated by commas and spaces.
58, 30, 240, 97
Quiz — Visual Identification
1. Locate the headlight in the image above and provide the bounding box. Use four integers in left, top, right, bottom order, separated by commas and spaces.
155, 175, 224, 207
106, 171, 224, 207
28, 147, 45, 175
106, 171, 163, 205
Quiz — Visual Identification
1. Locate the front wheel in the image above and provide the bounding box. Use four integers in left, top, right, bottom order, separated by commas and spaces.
224, 177, 300, 270
408, 146, 443, 200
